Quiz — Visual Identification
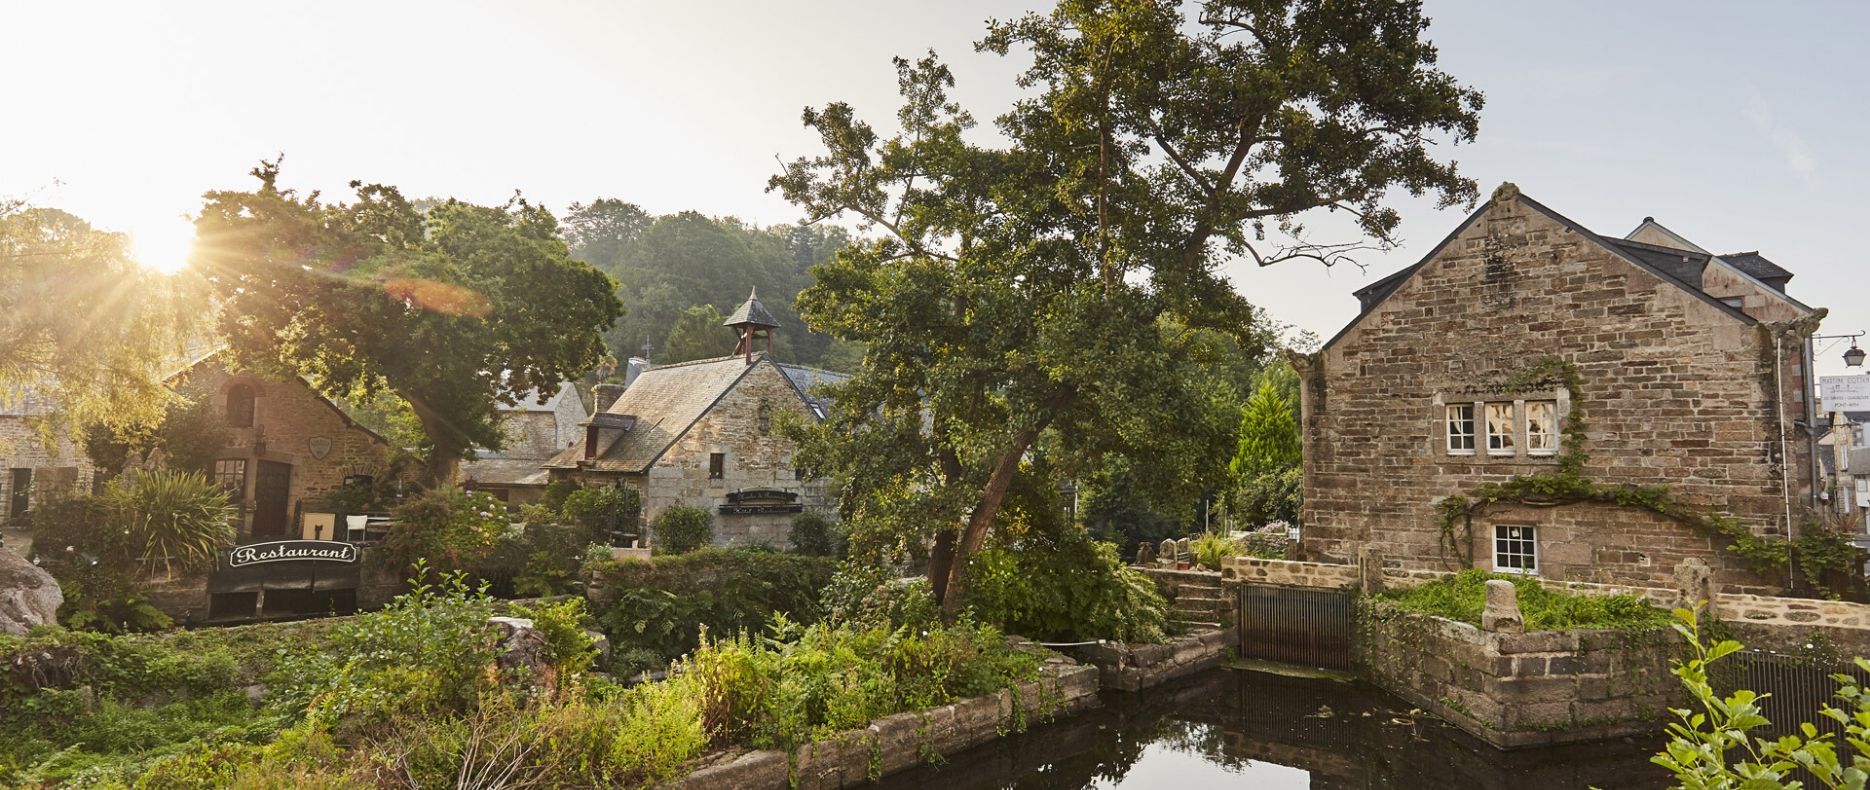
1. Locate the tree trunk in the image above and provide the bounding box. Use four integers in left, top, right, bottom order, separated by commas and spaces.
938, 428, 1039, 620
404, 394, 464, 488
928, 530, 957, 605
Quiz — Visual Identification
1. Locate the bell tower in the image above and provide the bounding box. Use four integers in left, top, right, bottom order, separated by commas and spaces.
723, 288, 780, 364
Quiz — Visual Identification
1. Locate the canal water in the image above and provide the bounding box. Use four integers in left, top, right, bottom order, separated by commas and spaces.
873, 667, 1666, 789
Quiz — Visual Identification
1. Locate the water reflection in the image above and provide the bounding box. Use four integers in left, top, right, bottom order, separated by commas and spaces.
874, 667, 1665, 789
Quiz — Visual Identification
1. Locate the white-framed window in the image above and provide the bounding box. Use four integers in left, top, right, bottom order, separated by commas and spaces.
1493, 525, 1538, 575
1446, 404, 1476, 454
1526, 400, 1558, 455
1485, 403, 1516, 456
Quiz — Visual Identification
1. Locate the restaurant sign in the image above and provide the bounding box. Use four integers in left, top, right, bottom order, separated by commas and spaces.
228, 540, 359, 568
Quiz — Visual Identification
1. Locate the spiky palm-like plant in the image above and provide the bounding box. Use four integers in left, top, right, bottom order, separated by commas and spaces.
105, 469, 236, 578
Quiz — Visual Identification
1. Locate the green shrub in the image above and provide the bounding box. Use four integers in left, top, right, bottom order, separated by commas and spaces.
30, 495, 174, 633
965, 525, 1169, 644
561, 485, 642, 543
585, 549, 836, 675
787, 511, 844, 557
651, 505, 714, 555
821, 564, 938, 632
378, 487, 509, 579
1379, 569, 1669, 631
511, 597, 601, 682
1189, 531, 1244, 571
105, 469, 238, 578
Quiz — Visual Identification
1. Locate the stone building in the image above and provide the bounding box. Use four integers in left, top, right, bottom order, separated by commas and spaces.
544, 290, 843, 548
172, 353, 404, 541
0, 389, 93, 528
1299, 183, 1819, 591
460, 381, 587, 504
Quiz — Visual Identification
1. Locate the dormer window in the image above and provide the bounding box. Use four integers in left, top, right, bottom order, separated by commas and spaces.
226, 384, 255, 428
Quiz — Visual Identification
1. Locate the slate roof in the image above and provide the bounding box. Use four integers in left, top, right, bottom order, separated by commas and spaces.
776, 363, 849, 416
1328, 188, 1794, 352
459, 458, 553, 488
1719, 251, 1794, 291
723, 289, 781, 328
545, 355, 760, 473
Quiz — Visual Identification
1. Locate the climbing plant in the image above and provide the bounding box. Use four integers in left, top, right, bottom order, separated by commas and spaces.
1434, 354, 1863, 594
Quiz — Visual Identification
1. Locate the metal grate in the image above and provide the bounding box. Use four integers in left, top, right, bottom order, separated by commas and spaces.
1238, 584, 1355, 670
1721, 650, 1870, 740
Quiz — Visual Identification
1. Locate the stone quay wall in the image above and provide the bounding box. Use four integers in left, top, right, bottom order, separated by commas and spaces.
1358, 597, 1679, 749
1069, 627, 1236, 692
666, 662, 1100, 790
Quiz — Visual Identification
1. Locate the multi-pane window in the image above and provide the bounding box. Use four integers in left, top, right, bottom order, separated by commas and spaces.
1493, 525, 1538, 575
1446, 404, 1476, 454
1485, 403, 1516, 455
213, 459, 248, 501
1526, 401, 1558, 455
708, 453, 726, 480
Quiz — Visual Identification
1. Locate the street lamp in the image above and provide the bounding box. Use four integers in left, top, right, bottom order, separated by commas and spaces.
1814, 332, 1868, 368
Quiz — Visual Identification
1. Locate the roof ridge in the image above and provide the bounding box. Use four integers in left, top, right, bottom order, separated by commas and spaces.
649, 353, 762, 370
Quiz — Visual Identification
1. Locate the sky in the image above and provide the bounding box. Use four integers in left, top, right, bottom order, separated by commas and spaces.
5, 1, 1866, 377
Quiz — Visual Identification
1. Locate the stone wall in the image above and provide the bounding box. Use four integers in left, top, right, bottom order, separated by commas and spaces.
1358, 598, 1680, 749
1218, 556, 1362, 590
1301, 188, 1809, 591
667, 662, 1100, 790
640, 361, 832, 549
0, 415, 94, 525
185, 364, 401, 540
1068, 627, 1235, 692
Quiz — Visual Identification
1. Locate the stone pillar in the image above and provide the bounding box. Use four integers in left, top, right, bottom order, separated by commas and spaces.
1135, 542, 1155, 567
1481, 580, 1524, 634
594, 383, 626, 413
1357, 545, 1385, 596
1674, 557, 1715, 615
1159, 538, 1177, 567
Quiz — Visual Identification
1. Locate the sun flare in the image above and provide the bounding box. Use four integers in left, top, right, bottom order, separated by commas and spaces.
130, 217, 197, 275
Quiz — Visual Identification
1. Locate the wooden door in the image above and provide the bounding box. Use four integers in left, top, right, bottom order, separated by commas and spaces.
252, 461, 292, 539
7, 468, 30, 523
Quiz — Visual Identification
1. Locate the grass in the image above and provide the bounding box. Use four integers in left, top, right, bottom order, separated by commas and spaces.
1378, 569, 1670, 632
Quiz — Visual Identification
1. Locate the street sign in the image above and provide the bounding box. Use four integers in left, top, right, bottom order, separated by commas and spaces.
1822, 376, 1870, 412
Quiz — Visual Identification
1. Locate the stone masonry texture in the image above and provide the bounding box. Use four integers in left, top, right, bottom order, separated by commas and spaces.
1301, 191, 1813, 591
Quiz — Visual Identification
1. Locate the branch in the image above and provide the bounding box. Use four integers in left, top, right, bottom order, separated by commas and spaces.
1143, 114, 1216, 196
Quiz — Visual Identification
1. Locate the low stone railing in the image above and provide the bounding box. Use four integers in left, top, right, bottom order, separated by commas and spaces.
666, 661, 1101, 789
1359, 580, 1680, 749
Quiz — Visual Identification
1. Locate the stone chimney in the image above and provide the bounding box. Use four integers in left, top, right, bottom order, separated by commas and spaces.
594, 383, 625, 414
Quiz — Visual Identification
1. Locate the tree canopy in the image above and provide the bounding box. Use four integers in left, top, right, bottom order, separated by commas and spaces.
774, 0, 1482, 616
191, 162, 623, 484
0, 203, 199, 440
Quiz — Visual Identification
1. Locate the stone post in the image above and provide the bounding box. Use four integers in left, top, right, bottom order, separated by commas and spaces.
1135, 542, 1155, 567
1673, 557, 1715, 616
1481, 579, 1524, 635
1158, 539, 1177, 568
1357, 545, 1385, 596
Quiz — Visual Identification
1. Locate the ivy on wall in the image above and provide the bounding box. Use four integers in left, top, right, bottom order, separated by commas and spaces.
1434, 353, 1859, 592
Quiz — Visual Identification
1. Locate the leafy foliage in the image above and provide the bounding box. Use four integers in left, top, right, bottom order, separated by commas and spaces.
84, 383, 232, 478
651, 505, 714, 555
965, 525, 1169, 644
104, 469, 237, 578
1235, 466, 1303, 527
1, 204, 199, 441
773, 0, 1481, 615
1229, 379, 1300, 478
1654, 606, 1870, 788
560, 485, 642, 544
1190, 532, 1244, 571
377, 487, 509, 580
1379, 569, 1669, 632
787, 511, 845, 558
585, 548, 836, 677
193, 161, 623, 484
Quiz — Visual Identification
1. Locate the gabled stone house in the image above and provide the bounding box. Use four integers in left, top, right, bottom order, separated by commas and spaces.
460, 381, 588, 504
171, 353, 403, 542
543, 291, 843, 548
1299, 183, 1819, 591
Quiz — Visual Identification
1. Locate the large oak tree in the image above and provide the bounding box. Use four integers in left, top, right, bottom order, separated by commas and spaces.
773, 0, 1483, 616
192, 162, 622, 485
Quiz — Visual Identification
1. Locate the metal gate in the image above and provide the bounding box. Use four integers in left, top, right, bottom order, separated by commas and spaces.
1238, 584, 1355, 670
1720, 650, 1870, 739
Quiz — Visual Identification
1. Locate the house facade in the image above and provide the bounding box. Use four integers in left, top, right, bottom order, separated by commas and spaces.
174, 355, 404, 542
1300, 183, 1818, 591
0, 391, 94, 528
460, 381, 588, 504
544, 291, 842, 548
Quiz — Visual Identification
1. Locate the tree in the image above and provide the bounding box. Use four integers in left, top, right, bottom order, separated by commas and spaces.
1229, 378, 1299, 478
562, 198, 651, 267
773, 0, 1481, 617
192, 162, 623, 484
660, 304, 730, 364
0, 204, 199, 439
